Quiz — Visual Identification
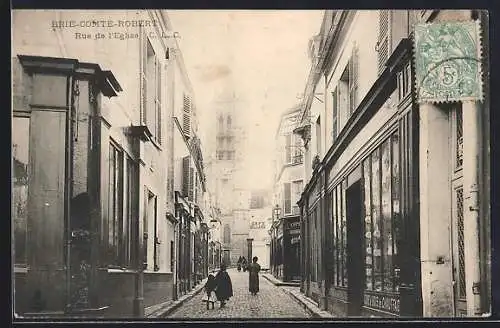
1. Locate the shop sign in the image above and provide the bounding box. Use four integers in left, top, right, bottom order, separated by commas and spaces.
363, 293, 400, 313
250, 221, 266, 229
291, 236, 300, 244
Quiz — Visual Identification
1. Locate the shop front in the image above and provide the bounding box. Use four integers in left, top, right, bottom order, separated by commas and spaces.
299, 39, 422, 317
175, 193, 192, 297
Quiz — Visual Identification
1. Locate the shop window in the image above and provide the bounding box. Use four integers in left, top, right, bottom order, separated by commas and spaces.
108, 142, 124, 266
362, 132, 401, 293
12, 116, 30, 266
332, 183, 347, 287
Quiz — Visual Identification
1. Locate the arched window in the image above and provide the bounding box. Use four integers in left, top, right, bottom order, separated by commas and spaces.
227, 115, 232, 130
223, 224, 231, 244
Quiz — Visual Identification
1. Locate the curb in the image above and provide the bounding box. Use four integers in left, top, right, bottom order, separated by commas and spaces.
261, 274, 300, 287
147, 278, 208, 318
262, 274, 334, 319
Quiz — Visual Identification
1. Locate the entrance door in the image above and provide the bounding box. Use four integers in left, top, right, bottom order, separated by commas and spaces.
450, 105, 467, 316
223, 250, 231, 266
346, 180, 364, 316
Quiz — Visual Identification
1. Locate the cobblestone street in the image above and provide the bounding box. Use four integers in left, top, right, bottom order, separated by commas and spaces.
167, 269, 311, 319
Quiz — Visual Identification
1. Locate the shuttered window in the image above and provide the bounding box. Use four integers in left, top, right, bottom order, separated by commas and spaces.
140, 33, 148, 125
349, 44, 359, 114
377, 10, 390, 75
189, 166, 194, 201
332, 87, 338, 142
155, 58, 162, 144
183, 94, 191, 138
141, 33, 162, 143
284, 182, 292, 214
285, 134, 292, 164
182, 156, 190, 197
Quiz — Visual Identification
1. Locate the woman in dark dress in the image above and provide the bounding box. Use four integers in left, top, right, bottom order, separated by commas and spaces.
214, 262, 233, 308
247, 256, 261, 295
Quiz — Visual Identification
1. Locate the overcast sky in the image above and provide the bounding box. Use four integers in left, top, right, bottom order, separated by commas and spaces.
168, 10, 324, 189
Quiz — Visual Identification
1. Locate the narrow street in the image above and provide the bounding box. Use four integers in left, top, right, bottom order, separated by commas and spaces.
167, 269, 311, 319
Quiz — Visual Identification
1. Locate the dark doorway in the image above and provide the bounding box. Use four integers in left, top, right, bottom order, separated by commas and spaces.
346, 180, 364, 316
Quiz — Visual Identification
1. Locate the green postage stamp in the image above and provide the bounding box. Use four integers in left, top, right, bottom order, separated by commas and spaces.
414, 20, 483, 103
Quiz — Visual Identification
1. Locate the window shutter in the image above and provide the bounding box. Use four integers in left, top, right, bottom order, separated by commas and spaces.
284, 182, 292, 214
377, 10, 390, 75
182, 156, 190, 197
141, 32, 147, 125
183, 94, 191, 138
349, 44, 359, 114
332, 87, 338, 141
285, 134, 292, 164
156, 58, 162, 144
189, 167, 194, 201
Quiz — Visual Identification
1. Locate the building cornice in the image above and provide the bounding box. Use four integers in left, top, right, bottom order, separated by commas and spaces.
17, 55, 122, 98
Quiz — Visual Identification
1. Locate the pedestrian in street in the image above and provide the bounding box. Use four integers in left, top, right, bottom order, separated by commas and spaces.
214, 262, 233, 308
202, 274, 217, 310
241, 256, 248, 272
237, 256, 242, 272
247, 256, 261, 296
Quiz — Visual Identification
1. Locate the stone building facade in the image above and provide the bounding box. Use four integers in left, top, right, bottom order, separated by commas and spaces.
295, 10, 490, 317
12, 10, 209, 318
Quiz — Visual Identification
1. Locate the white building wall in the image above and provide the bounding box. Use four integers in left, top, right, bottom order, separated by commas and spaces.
12, 9, 183, 275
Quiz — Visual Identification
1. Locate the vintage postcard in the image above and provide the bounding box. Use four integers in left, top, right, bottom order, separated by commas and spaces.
11, 9, 491, 320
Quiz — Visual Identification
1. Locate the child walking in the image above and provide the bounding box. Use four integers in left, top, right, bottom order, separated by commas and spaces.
202, 273, 217, 310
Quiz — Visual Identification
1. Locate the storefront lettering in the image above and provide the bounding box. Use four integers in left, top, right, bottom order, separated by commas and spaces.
250, 221, 266, 229
363, 293, 400, 313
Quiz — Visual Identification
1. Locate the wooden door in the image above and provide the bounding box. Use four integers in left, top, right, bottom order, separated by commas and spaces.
27, 109, 68, 312
346, 180, 364, 316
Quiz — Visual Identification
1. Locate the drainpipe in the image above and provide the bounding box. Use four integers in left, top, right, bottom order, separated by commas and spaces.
462, 100, 482, 316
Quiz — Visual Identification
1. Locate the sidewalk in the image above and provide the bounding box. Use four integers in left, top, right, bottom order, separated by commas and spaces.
262, 273, 335, 319
146, 277, 208, 318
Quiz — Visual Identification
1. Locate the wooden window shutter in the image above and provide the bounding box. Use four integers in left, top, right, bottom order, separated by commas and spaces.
284, 182, 292, 214
183, 94, 191, 138
141, 32, 148, 125
189, 166, 194, 201
156, 58, 162, 144
377, 10, 390, 75
182, 156, 190, 197
349, 44, 359, 114
332, 87, 338, 141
